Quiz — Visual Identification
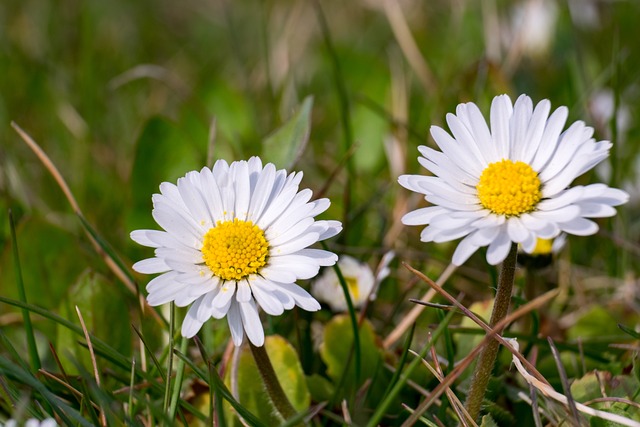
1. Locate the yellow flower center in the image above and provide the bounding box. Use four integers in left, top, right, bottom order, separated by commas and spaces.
476, 159, 541, 216
345, 276, 360, 301
201, 219, 269, 281
530, 238, 553, 256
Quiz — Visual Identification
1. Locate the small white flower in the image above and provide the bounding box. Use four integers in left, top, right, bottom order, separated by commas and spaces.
399, 94, 629, 266
507, 0, 558, 57
311, 256, 375, 312
4, 419, 58, 427
131, 157, 341, 346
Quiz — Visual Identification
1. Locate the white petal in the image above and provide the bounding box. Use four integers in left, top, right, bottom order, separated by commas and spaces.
271, 231, 320, 256
146, 271, 179, 293
430, 125, 483, 176
177, 171, 212, 226
233, 161, 251, 220
577, 202, 617, 218
130, 230, 163, 248
530, 106, 568, 171
133, 257, 171, 274
486, 230, 513, 265
446, 111, 489, 167
240, 300, 264, 346
292, 248, 338, 266
520, 99, 551, 164
316, 220, 342, 241
212, 282, 237, 308
277, 283, 321, 311
260, 266, 297, 284
490, 94, 514, 159
559, 218, 599, 236
227, 302, 244, 346
236, 280, 252, 302
250, 278, 284, 315
452, 234, 480, 266
181, 301, 205, 338
267, 217, 314, 247
402, 206, 448, 226
509, 95, 533, 160
537, 186, 585, 210
506, 217, 530, 243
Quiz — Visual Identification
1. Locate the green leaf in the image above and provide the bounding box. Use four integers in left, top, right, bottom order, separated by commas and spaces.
305, 374, 334, 402
319, 314, 382, 398
480, 414, 499, 427
618, 323, 640, 340
262, 96, 313, 169
567, 306, 621, 341
128, 116, 203, 232
223, 335, 310, 426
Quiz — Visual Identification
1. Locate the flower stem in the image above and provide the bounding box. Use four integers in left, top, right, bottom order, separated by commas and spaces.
249, 341, 297, 421
464, 243, 518, 421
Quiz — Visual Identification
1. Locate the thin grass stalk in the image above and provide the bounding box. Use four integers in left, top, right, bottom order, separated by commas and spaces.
463, 243, 518, 422
332, 258, 361, 386
366, 303, 458, 427
163, 302, 176, 413
248, 341, 298, 422
168, 336, 188, 419
8, 210, 40, 372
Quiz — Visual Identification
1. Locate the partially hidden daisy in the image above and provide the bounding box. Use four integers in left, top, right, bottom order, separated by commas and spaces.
311, 255, 375, 312
131, 157, 342, 346
399, 94, 629, 266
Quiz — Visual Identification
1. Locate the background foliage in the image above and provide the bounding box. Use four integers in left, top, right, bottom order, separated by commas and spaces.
1, 0, 639, 425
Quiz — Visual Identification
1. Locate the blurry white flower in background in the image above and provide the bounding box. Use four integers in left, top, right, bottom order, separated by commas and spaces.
588, 89, 631, 142
506, 0, 558, 58
3, 419, 58, 427
312, 253, 394, 312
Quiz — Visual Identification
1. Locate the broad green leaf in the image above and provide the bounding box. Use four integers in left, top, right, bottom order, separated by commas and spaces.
306, 373, 334, 402
262, 96, 313, 169
571, 370, 640, 402
319, 314, 382, 397
567, 306, 621, 340
223, 335, 310, 426
127, 116, 203, 233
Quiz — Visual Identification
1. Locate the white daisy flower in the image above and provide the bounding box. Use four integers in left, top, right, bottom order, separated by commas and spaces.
399, 94, 629, 266
311, 255, 375, 312
4, 419, 58, 427
131, 157, 342, 346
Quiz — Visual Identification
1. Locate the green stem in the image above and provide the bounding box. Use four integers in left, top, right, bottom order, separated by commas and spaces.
464, 243, 518, 422
249, 341, 297, 422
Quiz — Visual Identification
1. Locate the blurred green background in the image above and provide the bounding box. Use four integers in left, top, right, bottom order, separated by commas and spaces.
1, 0, 639, 409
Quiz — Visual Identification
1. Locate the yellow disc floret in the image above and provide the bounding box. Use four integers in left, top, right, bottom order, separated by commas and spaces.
476, 159, 542, 216
201, 219, 269, 281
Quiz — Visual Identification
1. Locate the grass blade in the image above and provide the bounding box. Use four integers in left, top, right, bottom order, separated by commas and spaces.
8, 209, 40, 372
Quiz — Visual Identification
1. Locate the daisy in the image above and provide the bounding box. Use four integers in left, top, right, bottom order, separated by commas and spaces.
131, 157, 341, 346
399, 94, 629, 266
311, 255, 375, 312
4, 419, 58, 427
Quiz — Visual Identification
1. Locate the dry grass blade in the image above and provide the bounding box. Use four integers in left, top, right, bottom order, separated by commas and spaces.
409, 345, 477, 427
76, 306, 107, 427
506, 339, 640, 427
399, 263, 558, 426
381, 0, 437, 95
38, 369, 101, 412
383, 263, 457, 349
547, 337, 584, 425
